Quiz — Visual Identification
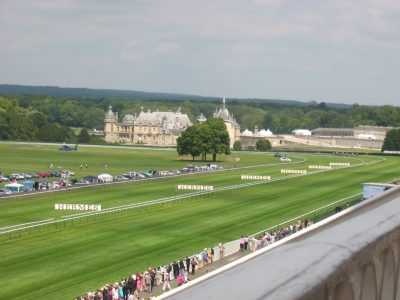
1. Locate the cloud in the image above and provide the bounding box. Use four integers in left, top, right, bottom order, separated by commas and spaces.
0, 0, 399, 104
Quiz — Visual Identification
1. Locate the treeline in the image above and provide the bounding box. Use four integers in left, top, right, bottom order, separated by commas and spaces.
0, 94, 399, 143
0, 96, 105, 143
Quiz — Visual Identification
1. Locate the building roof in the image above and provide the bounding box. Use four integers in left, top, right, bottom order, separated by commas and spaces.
241, 129, 253, 136
311, 128, 353, 133
257, 129, 273, 137
135, 109, 191, 129
197, 113, 207, 123
213, 97, 236, 123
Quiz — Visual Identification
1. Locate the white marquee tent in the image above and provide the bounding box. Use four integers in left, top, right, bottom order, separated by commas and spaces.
98, 174, 113, 183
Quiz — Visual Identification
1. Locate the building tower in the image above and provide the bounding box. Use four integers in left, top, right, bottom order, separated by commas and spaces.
213, 97, 241, 148
104, 105, 118, 143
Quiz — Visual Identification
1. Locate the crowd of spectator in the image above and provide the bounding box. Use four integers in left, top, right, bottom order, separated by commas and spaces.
77, 219, 314, 300
75, 244, 225, 300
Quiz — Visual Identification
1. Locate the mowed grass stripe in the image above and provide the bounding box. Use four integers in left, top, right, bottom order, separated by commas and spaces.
0, 153, 364, 228
0, 155, 397, 299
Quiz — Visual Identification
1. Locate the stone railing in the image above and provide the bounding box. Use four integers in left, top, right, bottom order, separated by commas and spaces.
160, 185, 400, 300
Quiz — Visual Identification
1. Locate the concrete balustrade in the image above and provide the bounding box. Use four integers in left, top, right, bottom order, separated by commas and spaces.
162, 186, 400, 300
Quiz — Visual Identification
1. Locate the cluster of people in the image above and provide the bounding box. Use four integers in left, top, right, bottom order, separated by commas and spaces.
76, 244, 226, 300
243, 219, 313, 252
76, 219, 315, 300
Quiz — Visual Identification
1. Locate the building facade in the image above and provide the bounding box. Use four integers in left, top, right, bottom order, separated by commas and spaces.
104, 106, 191, 146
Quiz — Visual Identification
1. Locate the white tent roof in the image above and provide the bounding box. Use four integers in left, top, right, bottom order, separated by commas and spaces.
5, 183, 24, 188
257, 129, 274, 137
98, 174, 113, 179
241, 129, 253, 136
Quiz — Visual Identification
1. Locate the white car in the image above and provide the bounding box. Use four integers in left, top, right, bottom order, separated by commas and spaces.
62, 170, 75, 176
114, 175, 129, 181
10, 173, 25, 180
0, 175, 10, 182
0, 188, 12, 195
280, 157, 292, 162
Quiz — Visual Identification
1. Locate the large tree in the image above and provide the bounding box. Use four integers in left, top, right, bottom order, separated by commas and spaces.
256, 139, 272, 151
177, 125, 203, 160
200, 118, 230, 161
176, 118, 230, 161
382, 128, 400, 152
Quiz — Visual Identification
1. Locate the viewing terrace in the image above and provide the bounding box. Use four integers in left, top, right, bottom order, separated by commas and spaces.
160, 185, 400, 300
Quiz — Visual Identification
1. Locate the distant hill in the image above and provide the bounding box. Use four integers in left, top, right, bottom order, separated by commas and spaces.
0, 84, 351, 108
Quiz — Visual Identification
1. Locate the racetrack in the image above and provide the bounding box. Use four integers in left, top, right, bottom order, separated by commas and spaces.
0, 144, 397, 300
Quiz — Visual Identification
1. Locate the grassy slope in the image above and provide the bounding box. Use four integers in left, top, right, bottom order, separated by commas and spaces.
0, 150, 397, 299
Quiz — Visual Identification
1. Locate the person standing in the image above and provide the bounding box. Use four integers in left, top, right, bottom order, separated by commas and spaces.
239, 236, 245, 251
196, 253, 203, 269
162, 272, 171, 291
244, 236, 249, 250
145, 272, 151, 292
150, 270, 155, 292
190, 257, 197, 275
177, 274, 184, 286
185, 257, 191, 273
219, 243, 225, 258
173, 261, 179, 278
179, 259, 185, 276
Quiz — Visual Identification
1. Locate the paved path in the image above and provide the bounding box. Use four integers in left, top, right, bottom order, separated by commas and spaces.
137, 250, 251, 299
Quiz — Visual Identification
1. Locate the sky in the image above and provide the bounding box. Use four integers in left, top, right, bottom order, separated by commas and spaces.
0, 0, 399, 106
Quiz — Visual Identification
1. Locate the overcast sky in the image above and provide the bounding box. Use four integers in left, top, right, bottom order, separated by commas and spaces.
1, 0, 399, 105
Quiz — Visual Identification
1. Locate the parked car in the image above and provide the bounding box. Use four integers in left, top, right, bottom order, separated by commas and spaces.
280, 157, 292, 162
0, 188, 12, 195
62, 170, 75, 176
21, 173, 33, 179
10, 173, 25, 180
114, 175, 129, 181
37, 172, 51, 178
0, 175, 10, 182
27, 172, 39, 178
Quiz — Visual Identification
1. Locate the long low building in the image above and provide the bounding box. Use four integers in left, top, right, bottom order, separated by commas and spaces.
312, 125, 393, 141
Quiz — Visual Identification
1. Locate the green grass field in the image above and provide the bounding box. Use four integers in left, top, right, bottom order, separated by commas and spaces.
0, 142, 398, 300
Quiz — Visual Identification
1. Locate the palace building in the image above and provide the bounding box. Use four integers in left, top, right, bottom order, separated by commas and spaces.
104, 106, 191, 146
104, 97, 241, 147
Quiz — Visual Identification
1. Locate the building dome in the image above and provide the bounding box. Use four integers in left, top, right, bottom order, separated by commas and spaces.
197, 113, 207, 123
213, 96, 234, 122
122, 114, 135, 124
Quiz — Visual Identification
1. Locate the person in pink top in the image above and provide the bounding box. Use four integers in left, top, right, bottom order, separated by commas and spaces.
239, 236, 245, 251
136, 275, 142, 291
177, 274, 184, 286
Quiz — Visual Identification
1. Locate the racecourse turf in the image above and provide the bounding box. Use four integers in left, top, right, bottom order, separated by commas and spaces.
0, 143, 398, 299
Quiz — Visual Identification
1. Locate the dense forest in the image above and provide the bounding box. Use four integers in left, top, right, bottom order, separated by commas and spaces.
0, 86, 399, 143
